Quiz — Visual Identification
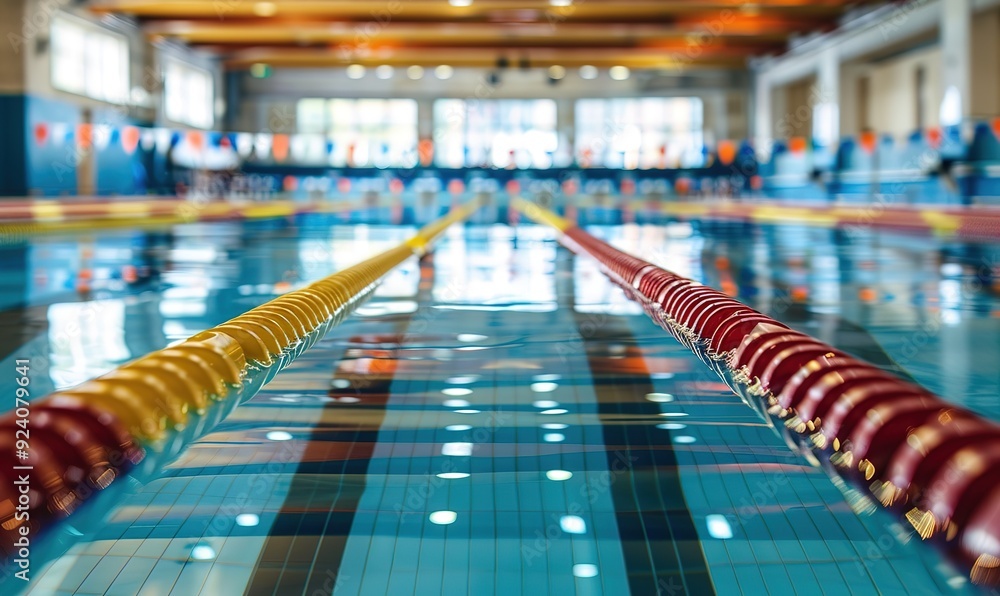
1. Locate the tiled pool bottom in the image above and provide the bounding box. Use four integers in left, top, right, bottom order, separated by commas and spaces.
3, 222, 995, 595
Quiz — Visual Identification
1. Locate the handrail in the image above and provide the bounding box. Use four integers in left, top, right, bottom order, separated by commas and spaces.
0, 200, 480, 558
513, 197, 1000, 586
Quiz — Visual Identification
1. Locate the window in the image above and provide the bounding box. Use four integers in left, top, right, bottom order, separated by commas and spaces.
295, 98, 418, 167
433, 99, 559, 169
164, 59, 215, 129
575, 98, 704, 169
51, 15, 130, 104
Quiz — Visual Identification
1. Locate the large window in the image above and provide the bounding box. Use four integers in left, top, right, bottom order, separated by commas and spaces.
164, 59, 215, 129
433, 99, 559, 169
51, 15, 129, 104
575, 98, 704, 169
296, 98, 418, 167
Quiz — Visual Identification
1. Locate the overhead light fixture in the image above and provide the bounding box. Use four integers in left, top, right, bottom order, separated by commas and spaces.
407, 65, 425, 80
375, 65, 394, 79
449, 0, 473, 6
545, 470, 573, 481
435, 65, 454, 80
548, 65, 566, 80
550, 0, 573, 6
573, 564, 599, 578
249, 63, 272, 78
609, 65, 630, 81
579, 65, 598, 80
346, 64, 366, 79
252, 2, 277, 17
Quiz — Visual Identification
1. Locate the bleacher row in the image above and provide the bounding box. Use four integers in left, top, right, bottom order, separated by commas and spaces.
15, 119, 1000, 204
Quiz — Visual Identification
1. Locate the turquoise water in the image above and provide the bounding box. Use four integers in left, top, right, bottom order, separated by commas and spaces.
1, 217, 998, 594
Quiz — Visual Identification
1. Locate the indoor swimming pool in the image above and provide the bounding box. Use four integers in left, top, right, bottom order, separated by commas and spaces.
1, 212, 998, 595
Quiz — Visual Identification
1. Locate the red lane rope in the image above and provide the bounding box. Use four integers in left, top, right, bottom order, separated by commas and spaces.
556, 223, 1000, 586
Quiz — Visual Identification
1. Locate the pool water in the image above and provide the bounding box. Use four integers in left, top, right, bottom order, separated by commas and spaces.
1, 217, 998, 595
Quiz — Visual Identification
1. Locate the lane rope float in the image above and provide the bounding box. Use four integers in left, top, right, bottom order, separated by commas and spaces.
514, 197, 1000, 586
0, 199, 481, 557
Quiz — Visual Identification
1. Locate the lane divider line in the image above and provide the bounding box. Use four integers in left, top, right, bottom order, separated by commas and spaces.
514, 197, 1000, 587
0, 199, 481, 556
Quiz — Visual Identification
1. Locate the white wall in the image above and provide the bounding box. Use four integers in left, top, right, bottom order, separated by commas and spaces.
16, 0, 222, 127
865, 45, 943, 138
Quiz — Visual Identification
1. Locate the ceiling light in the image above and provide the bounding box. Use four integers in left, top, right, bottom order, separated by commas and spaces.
375, 65, 394, 79
551, 0, 573, 6
548, 65, 566, 80
573, 564, 599, 578
674, 435, 697, 444
249, 63, 272, 78
443, 399, 471, 408
533, 400, 559, 409
657, 423, 687, 430
265, 431, 292, 441
252, 2, 277, 17
579, 65, 598, 80
646, 393, 674, 403
346, 64, 366, 79
531, 382, 558, 393
407, 65, 425, 80
540, 409, 568, 415
543, 433, 565, 442
609, 65, 630, 81
449, 0, 473, 6
446, 424, 472, 431
435, 65, 454, 80
542, 423, 568, 430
